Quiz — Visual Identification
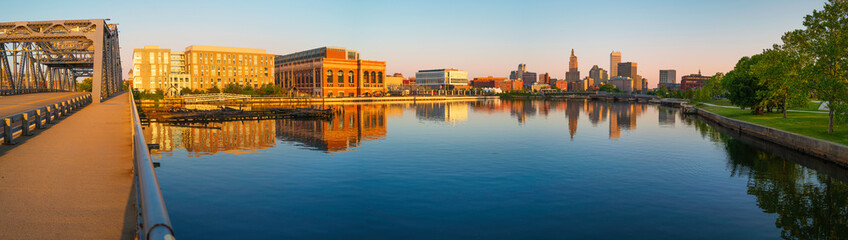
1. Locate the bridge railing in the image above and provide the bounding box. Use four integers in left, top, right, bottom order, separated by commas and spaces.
0, 88, 70, 96
0, 94, 92, 144
129, 91, 176, 240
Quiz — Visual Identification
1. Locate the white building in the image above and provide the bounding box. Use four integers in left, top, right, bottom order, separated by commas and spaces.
415, 69, 468, 89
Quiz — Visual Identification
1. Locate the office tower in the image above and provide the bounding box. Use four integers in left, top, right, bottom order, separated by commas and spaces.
610, 51, 621, 77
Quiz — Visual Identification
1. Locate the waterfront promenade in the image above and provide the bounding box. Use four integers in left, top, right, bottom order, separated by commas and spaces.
0, 93, 135, 239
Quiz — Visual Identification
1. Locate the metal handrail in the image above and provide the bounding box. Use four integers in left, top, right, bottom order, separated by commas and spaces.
129, 91, 176, 240
0, 94, 92, 144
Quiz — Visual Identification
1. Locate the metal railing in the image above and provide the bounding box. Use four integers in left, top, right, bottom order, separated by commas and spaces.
129, 91, 175, 240
0, 88, 69, 96
0, 94, 92, 144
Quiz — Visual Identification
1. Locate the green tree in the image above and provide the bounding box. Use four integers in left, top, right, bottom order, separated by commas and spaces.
723, 55, 769, 113
179, 87, 193, 95
598, 84, 617, 92
782, 0, 848, 133
752, 46, 809, 118
76, 77, 92, 92
223, 83, 242, 94
206, 86, 221, 94
693, 73, 725, 102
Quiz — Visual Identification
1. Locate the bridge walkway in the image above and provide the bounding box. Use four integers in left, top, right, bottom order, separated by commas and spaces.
0, 93, 136, 239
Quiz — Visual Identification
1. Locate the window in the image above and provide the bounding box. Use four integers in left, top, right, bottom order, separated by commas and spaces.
326, 70, 333, 82
338, 70, 343, 83
377, 72, 383, 83
363, 71, 369, 83
348, 71, 354, 83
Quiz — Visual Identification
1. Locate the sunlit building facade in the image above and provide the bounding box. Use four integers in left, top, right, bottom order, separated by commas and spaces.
415, 69, 468, 89
185, 45, 275, 91
275, 47, 386, 97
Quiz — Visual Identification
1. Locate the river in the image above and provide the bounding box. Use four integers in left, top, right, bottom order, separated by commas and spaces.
143, 99, 848, 239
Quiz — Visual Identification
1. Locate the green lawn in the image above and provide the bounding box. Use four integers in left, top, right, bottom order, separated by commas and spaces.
700, 105, 848, 145
703, 99, 825, 112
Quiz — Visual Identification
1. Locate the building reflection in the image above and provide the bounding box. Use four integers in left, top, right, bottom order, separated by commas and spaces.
276, 104, 387, 152
146, 120, 277, 157
469, 99, 650, 141
146, 104, 389, 155
415, 102, 469, 123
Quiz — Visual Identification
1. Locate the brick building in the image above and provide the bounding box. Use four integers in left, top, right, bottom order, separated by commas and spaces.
275, 47, 386, 97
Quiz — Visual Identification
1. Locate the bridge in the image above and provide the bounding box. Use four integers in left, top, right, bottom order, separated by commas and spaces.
537, 90, 658, 101
0, 19, 173, 239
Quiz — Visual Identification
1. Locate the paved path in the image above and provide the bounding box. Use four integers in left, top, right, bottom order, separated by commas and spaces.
0, 92, 88, 118
0, 93, 135, 239
702, 103, 828, 114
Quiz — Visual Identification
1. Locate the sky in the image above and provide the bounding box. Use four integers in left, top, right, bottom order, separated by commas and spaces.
4, 0, 827, 88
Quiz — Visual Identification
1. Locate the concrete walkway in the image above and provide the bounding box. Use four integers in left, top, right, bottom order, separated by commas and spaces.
0, 93, 135, 239
701, 102, 829, 114
0, 92, 88, 117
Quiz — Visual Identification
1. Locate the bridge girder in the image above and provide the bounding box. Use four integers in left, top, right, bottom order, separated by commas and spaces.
0, 19, 121, 103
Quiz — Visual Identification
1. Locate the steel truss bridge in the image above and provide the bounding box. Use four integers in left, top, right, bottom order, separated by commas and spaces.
0, 19, 122, 103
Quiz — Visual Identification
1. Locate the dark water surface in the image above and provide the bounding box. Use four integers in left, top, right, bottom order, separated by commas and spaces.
144, 100, 848, 239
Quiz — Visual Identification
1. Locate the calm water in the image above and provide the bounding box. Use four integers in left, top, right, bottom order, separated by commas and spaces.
144, 100, 848, 239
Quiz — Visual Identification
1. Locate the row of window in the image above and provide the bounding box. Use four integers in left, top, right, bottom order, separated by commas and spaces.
325, 70, 383, 84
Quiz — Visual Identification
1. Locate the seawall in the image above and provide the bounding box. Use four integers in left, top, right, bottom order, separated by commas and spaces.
697, 108, 848, 166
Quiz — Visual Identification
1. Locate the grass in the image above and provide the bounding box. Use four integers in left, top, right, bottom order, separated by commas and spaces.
703, 99, 825, 112
700, 105, 848, 145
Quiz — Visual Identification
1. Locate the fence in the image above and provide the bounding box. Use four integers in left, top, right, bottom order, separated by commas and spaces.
0, 94, 91, 144
129, 91, 176, 240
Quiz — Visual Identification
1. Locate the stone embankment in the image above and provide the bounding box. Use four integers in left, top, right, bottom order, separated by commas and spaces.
697, 109, 848, 166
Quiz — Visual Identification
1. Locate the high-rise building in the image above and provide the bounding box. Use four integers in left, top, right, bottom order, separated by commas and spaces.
510, 63, 527, 80
415, 69, 469, 89
589, 65, 609, 85
539, 73, 552, 85
617, 62, 639, 92
186, 45, 275, 91
275, 46, 386, 97
659, 69, 677, 84
566, 49, 580, 82
610, 51, 621, 78
522, 72, 538, 87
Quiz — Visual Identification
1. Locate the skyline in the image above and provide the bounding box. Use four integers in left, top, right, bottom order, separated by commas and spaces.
2, 0, 826, 88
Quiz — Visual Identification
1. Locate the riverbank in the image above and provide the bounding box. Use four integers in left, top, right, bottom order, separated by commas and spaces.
697, 107, 848, 166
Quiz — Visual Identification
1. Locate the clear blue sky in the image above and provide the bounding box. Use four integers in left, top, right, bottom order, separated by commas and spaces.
3, 0, 825, 87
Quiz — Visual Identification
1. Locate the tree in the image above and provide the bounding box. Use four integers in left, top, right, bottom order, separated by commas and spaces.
180, 87, 193, 95
752, 46, 809, 118
599, 84, 617, 92
76, 77, 92, 92
693, 73, 724, 102
723, 55, 769, 113
206, 86, 221, 94
223, 83, 241, 94
782, 0, 848, 133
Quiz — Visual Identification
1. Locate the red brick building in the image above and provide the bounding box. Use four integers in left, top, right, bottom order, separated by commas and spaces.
275, 47, 386, 97
680, 71, 712, 91
471, 76, 523, 91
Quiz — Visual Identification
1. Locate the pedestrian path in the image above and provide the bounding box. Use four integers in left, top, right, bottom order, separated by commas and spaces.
0, 93, 135, 239
701, 103, 828, 114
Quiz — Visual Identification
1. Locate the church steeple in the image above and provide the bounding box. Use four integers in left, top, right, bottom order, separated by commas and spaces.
571, 49, 575, 56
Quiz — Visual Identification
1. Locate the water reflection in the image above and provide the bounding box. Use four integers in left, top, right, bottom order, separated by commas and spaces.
276, 105, 388, 152
146, 100, 668, 156
144, 100, 848, 239
692, 118, 848, 239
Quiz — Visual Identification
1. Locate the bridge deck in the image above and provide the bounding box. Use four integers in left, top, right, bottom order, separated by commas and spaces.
0, 92, 88, 117
0, 93, 135, 239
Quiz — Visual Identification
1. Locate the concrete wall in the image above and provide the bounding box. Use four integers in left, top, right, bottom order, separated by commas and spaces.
698, 109, 848, 166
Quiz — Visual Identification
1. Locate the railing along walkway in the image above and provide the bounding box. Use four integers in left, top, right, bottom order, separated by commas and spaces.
0, 92, 141, 239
